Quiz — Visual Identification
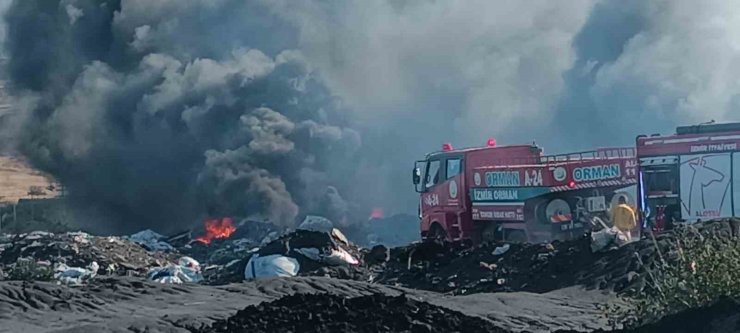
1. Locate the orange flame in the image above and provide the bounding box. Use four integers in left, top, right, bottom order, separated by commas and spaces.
195, 217, 236, 245
369, 208, 384, 220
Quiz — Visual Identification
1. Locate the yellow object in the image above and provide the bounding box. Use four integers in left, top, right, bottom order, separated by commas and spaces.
612, 204, 637, 231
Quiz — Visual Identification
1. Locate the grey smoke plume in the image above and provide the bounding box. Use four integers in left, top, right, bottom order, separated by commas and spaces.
3, 1, 740, 232
553, 0, 740, 150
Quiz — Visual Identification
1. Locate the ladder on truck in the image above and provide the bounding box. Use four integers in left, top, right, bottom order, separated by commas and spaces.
480, 148, 636, 169
541, 147, 636, 164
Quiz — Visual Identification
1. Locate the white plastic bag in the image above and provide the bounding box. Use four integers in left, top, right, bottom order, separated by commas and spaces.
244, 254, 300, 280
591, 227, 618, 252
493, 244, 510, 256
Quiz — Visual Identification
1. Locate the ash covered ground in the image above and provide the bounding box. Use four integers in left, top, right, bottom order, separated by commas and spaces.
2, 217, 740, 332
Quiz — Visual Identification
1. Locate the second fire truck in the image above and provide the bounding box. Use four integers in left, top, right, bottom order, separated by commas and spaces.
636, 122, 740, 230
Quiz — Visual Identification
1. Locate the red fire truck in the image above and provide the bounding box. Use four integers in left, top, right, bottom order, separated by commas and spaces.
636, 122, 740, 230
412, 140, 638, 244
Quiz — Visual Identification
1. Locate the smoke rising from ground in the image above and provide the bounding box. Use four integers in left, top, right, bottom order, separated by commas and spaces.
1, 1, 740, 232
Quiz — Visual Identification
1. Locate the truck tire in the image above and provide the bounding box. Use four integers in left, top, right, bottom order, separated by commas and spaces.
506, 230, 527, 243
426, 223, 447, 242
481, 223, 499, 243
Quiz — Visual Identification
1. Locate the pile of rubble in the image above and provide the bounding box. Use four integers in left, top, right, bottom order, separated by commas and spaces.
0, 231, 179, 284
190, 216, 390, 285
197, 293, 505, 333
374, 236, 595, 294
0, 215, 378, 286
4, 215, 738, 297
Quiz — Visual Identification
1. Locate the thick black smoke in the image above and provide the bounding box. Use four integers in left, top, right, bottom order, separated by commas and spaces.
2, 0, 360, 233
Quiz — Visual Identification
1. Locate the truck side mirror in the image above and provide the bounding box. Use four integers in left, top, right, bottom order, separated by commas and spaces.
412, 167, 421, 185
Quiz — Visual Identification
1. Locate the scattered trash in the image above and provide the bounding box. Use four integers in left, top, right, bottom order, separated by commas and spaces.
493, 244, 510, 255
55, 262, 99, 286
591, 227, 619, 252
298, 216, 334, 233
365, 245, 390, 266
0, 231, 179, 282
479, 262, 496, 271
260, 232, 280, 247
147, 257, 203, 284
127, 229, 175, 251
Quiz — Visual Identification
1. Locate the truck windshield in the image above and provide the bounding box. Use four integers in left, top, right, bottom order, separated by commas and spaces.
425, 160, 441, 189
644, 166, 678, 195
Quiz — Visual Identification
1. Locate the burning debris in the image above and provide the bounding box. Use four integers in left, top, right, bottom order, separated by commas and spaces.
195, 218, 237, 245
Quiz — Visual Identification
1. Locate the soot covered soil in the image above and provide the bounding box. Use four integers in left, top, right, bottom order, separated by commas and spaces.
198, 293, 506, 333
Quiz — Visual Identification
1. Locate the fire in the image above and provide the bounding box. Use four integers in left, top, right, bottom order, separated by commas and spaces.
369, 208, 384, 220
195, 217, 236, 245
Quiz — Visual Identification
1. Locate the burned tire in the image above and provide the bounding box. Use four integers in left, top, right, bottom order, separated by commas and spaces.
506, 230, 527, 243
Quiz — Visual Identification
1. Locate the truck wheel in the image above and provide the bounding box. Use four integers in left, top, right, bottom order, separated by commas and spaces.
427, 223, 447, 242
481, 223, 499, 243
506, 230, 527, 243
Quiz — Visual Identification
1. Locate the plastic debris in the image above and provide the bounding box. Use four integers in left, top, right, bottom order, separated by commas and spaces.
493, 244, 510, 256
127, 229, 175, 251
54, 261, 99, 286
147, 256, 203, 284
244, 254, 300, 280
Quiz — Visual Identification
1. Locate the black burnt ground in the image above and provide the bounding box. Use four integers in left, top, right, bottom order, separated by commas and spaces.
198, 293, 506, 333
373, 219, 740, 296
376, 236, 598, 294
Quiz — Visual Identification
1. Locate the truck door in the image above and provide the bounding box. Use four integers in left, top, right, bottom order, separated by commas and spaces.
444, 156, 464, 211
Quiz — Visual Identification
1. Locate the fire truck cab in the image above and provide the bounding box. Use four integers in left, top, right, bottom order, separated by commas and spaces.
412, 140, 638, 244
636, 122, 740, 230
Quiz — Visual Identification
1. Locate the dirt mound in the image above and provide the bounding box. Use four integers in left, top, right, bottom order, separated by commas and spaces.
198, 293, 505, 333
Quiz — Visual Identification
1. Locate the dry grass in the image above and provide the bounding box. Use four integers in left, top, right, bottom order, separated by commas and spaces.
0, 155, 58, 204
619, 221, 740, 328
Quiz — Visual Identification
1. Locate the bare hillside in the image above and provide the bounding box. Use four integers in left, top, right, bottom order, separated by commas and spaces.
0, 155, 57, 204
